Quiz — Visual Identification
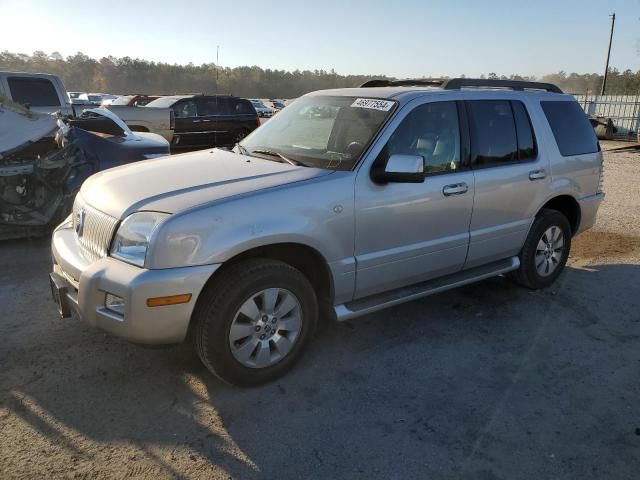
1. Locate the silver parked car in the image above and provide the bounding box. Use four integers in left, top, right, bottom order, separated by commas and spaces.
250, 99, 273, 117
50, 78, 604, 386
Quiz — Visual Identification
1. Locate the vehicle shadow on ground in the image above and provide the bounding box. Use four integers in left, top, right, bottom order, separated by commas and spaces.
2, 259, 640, 478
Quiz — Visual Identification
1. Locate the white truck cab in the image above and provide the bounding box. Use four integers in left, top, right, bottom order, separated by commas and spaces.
0, 71, 174, 142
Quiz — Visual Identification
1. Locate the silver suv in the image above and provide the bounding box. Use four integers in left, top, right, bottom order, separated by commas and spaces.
50, 78, 604, 386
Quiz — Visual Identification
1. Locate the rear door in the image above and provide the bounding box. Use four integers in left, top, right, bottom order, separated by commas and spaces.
200, 97, 234, 146
464, 98, 550, 268
221, 98, 259, 145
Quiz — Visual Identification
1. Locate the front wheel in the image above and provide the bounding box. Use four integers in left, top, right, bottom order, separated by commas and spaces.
233, 129, 249, 144
192, 259, 318, 386
511, 209, 572, 289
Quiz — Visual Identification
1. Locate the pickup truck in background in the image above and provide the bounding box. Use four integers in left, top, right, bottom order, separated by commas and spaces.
0, 71, 174, 142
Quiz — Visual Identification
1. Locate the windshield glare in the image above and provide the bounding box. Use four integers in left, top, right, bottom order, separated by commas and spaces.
240, 96, 395, 170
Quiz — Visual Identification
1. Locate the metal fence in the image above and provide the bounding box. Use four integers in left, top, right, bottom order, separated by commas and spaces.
573, 94, 640, 141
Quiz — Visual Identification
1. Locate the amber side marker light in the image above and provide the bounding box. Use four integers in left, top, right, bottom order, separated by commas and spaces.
146, 294, 192, 307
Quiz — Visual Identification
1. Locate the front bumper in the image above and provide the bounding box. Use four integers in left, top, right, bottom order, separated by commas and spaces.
51, 226, 220, 344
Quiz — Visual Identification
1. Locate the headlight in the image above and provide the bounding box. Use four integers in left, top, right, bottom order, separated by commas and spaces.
110, 212, 169, 267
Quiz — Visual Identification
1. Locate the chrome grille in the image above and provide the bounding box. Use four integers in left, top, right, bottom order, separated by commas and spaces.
72, 197, 119, 263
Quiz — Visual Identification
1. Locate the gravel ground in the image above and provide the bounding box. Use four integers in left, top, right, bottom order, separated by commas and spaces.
1, 149, 639, 479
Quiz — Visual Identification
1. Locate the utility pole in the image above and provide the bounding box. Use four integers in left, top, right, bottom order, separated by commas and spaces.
600, 12, 615, 96
216, 45, 220, 81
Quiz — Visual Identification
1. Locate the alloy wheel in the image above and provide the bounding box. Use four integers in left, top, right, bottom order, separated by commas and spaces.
229, 288, 302, 368
535, 226, 565, 277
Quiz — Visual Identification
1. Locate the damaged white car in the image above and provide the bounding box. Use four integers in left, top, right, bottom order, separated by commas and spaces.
0, 99, 169, 239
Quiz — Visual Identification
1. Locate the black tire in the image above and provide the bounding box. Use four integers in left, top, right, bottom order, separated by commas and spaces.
191, 259, 318, 386
511, 209, 572, 289
234, 129, 249, 143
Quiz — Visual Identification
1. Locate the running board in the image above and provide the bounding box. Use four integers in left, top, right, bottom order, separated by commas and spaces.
334, 257, 520, 322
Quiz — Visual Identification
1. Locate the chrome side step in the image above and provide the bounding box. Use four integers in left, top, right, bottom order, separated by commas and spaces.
334, 256, 520, 322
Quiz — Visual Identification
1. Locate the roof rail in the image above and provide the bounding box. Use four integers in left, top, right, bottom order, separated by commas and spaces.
360, 77, 563, 93
443, 78, 563, 93
360, 79, 446, 88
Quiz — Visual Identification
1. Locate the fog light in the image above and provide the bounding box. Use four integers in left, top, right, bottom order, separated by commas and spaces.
105, 293, 125, 315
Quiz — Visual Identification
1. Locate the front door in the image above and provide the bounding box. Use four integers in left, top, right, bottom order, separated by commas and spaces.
354, 99, 474, 298
172, 98, 203, 147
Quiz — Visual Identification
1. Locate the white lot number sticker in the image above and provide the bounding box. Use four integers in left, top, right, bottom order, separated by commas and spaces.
351, 98, 394, 112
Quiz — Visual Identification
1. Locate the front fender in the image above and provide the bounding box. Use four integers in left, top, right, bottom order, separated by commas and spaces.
146, 172, 356, 271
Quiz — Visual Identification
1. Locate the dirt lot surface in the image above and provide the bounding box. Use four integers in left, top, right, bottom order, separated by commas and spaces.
1, 150, 639, 479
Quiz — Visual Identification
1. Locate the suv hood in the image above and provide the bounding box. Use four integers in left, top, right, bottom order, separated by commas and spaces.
80, 148, 334, 218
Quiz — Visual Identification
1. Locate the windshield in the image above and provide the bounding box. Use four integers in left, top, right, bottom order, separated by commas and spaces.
240, 95, 395, 171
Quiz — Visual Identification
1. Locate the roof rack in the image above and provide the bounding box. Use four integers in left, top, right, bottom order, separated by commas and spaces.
360, 79, 446, 88
360, 77, 563, 93
443, 78, 563, 93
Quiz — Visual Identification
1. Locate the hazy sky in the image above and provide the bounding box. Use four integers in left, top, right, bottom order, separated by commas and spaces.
1, 0, 639, 77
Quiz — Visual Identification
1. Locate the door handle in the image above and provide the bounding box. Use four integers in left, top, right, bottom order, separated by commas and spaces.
201, 119, 212, 122
192, 119, 202, 123
442, 182, 469, 196
529, 169, 546, 180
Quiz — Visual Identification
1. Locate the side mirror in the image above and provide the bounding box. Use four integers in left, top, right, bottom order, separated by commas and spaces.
372, 154, 425, 183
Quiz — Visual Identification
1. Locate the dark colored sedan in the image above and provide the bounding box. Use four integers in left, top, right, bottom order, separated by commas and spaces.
145, 95, 260, 149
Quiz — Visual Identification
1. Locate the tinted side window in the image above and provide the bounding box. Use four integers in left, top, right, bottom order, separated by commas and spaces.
541, 101, 598, 156
467, 100, 517, 167
173, 100, 197, 118
385, 101, 461, 175
512, 101, 537, 160
198, 97, 229, 116
233, 99, 256, 115
8, 77, 60, 107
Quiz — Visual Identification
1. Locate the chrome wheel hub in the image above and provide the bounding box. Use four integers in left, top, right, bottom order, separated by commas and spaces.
229, 288, 302, 368
535, 226, 565, 277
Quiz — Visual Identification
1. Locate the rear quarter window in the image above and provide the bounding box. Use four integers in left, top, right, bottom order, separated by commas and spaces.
234, 99, 256, 115
541, 101, 598, 156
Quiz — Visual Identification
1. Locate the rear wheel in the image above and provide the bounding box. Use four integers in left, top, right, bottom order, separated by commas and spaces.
192, 259, 318, 386
511, 209, 572, 289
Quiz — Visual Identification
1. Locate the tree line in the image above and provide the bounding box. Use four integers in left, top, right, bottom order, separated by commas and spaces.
1, 51, 639, 98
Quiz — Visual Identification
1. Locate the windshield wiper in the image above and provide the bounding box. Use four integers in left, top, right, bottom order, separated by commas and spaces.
251, 148, 304, 166
234, 143, 250, 156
